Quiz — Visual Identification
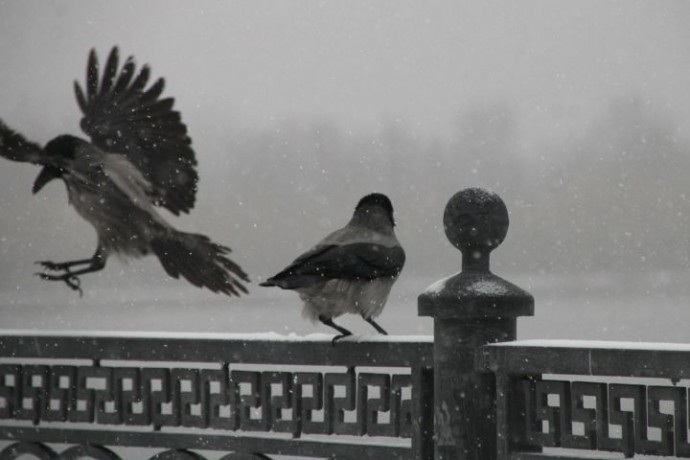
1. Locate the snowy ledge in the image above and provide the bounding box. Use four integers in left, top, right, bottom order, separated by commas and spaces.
0, 329, 433, 366
0, 329, 432, 343
489, 339, 690, 352
480, 339, 690, 378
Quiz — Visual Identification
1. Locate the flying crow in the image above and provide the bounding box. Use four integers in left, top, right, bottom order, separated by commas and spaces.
0, 47, 249, 296
260, 193, 405, 341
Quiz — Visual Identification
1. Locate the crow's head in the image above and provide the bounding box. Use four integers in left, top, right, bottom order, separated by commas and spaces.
44, 135, 82, 158
32, 135, 82, 194
355, 193, 396, 227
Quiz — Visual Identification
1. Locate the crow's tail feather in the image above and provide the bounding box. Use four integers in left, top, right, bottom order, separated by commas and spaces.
151, 231, 249, 296
258, 274, 312, 289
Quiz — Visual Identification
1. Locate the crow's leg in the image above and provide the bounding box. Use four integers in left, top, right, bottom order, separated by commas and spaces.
35, 246, 107, 296
36, 245, 108, 272
36, 257, 95, 272
365, 317, 388, 336
318, 315, 353, 344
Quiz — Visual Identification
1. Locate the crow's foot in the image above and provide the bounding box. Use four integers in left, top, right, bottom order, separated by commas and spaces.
331, 332, 352, 346
36, 260, 73, 272
35, 271, 83, 297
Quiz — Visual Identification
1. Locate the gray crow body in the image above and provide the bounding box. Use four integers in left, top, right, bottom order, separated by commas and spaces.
260, 193, 405, 341
0, 47, 249, 296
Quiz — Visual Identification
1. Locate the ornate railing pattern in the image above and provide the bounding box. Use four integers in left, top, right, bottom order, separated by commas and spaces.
0, 331, 434, 459
479, 340, 690, 459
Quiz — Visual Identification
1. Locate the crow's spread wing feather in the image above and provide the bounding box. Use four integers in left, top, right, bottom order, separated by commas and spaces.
262, 243, 405, 289
0, 119, 46, 164
74, 47, 198, 215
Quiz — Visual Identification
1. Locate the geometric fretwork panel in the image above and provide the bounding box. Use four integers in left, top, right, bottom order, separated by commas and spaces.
0, 364, 413, 439
519, 378, 690, 458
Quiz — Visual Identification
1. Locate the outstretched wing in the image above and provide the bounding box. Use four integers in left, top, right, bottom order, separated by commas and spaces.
74, 47, 198, 215
261, 243, 406, 289
0, 118, 46, 164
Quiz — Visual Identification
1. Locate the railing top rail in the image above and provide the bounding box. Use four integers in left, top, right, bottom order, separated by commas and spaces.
486, 338, 690, 351
0, 329, 433, 367
478, 339, 690, 378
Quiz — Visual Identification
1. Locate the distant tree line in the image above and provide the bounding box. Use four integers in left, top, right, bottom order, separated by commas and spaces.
210, 95, 690, 277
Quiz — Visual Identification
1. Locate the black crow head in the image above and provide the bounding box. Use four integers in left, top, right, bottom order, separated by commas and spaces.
356, 193, 396, 226
44, 135, 82, 158
32, 135, 82, 194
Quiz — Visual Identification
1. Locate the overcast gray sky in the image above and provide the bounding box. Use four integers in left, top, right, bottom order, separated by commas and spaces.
1, 1, 689, 149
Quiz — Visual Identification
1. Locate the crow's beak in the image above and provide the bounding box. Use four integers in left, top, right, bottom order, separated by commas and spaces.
33, 166, 60, 194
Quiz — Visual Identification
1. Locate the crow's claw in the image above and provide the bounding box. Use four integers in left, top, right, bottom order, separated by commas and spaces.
35, 260, 67, 271
64, 275, 83, 296
35, 272, 84, 297
331, 333, 352, 346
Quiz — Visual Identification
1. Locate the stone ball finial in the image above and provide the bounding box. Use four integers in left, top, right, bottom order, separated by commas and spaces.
419, 187, 533, 319
443, 188, 509, 271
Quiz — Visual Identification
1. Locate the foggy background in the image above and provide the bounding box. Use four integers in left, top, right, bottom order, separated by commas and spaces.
2, 1, 690, 342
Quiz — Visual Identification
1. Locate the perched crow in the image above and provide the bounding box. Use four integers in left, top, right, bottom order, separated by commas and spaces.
260, 193, 405, 341
0, 47, 249, 296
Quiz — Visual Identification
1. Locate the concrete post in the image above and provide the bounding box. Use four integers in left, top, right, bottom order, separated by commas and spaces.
418, 188, 534, 460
